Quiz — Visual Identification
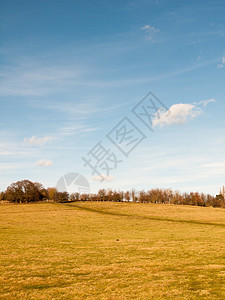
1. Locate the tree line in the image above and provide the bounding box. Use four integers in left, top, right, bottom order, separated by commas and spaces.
0, 180, 69, 204
0, 180, 225, 208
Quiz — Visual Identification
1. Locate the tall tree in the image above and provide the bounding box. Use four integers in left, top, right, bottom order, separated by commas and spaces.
4, 180, 41, 203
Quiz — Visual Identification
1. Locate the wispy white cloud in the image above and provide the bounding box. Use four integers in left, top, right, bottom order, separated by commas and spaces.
92, 174, 114, 182
0, 50, 220, 99
195, 98, 215, 107
0, 61, 86, 97
217, 56, 225, 68
43, 101, 120, 116
153, 103, 202, 127
0, 163, 21, 171
0, 140, 39, 157
108, 155, 224, 195
35, 159, 53, 167
201, 162, 225, 169
23, 135, 53, 146
59, 125, 99, 136
141, 24, 160, 40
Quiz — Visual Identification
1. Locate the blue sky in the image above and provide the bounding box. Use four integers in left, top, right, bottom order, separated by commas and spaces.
0, 0, 225, 195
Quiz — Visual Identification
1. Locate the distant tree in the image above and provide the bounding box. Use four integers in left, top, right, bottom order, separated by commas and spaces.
131, 189, 138, 202
148, 189, 161, 204
189, 192, 204, 206
47, 187, 57, 201
111, 191, 122, 202
205, 194, 215, 207
214, 194, 224, 208
80, 193, 89, 201
89, 194, 98, 201
181, 192, 190, 205
4, 180, 41, 203
2, 179, 224, 209
119, 191, 124, 202
107, 189, 113, 202
139, 190, 146, 203
0, 191, 5, 201
220, 186, 225, 199
70, 192, 80, 201
55, 191, 69, 203
97, 189, 107, 201
34, 182, 47, 201
171, 191, 182, 205
124, 191, 131, 202
166, 189, 173, 204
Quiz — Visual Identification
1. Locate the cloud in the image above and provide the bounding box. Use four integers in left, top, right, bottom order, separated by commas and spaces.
60, 125, 99, 136
217, 56, 225, 68
141, 25, 160, 40
0, 163, 21, 171
92, 174, 114, 182
30, 99, 124, 122
195, 98, 215, 107
35, 159, 53, 167
0, 62, 85, 97
23, 135, 53, 146
153, 103, 202, 127
201, 162, 225, 169
141, 25, 159, 33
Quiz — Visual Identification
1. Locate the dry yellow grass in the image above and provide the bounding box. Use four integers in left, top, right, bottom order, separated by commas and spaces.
0, 202, 225, 299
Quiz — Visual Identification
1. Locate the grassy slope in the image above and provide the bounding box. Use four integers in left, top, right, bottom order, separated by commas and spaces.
0, 202, 225, 299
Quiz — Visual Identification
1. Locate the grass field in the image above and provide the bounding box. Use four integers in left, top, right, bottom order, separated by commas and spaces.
0, 202, 225, 299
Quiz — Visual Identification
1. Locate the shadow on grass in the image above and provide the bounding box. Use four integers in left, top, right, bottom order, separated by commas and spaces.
62, 202, 225, 228
24, 281, 71, 290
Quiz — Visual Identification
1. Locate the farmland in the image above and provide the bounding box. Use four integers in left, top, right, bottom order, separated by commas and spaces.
0, 202, 225, 299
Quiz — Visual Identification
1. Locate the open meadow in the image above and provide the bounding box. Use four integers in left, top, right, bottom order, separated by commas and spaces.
0, 202, 225, 299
